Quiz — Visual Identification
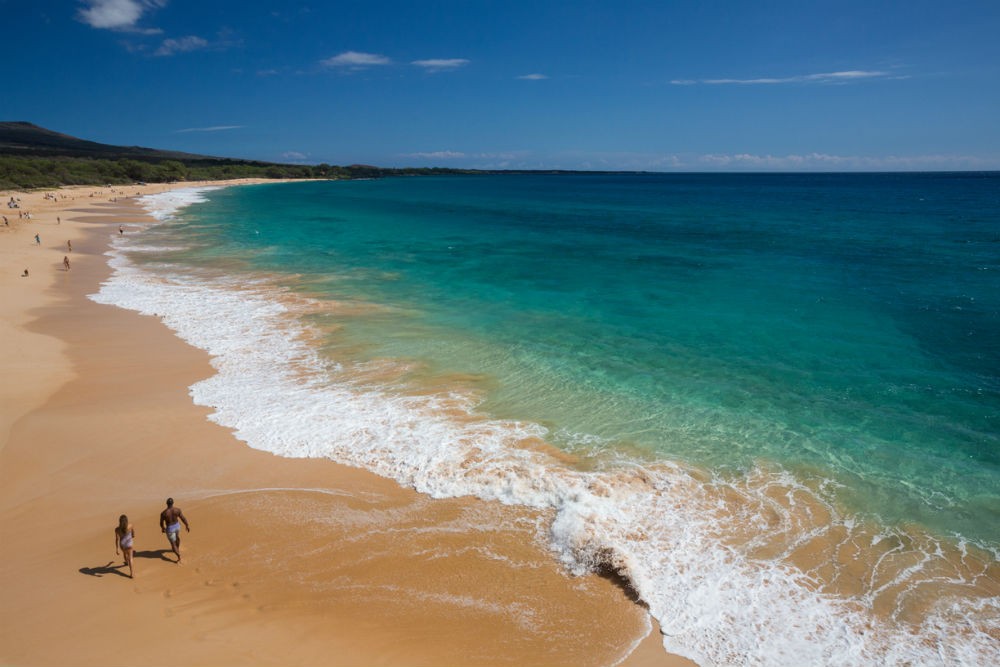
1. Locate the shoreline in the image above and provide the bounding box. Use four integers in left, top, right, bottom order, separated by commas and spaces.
0, 182, 690, 666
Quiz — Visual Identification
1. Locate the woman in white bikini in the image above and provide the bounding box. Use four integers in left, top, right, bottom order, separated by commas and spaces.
114, 514, 135, 578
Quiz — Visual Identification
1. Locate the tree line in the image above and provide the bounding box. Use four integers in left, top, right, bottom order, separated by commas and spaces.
0, 155, 476, 190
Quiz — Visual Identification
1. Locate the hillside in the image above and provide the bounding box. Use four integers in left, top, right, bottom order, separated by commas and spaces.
0, 122, 415, 189
0, 122, 584, 190
0, 121, 211, 161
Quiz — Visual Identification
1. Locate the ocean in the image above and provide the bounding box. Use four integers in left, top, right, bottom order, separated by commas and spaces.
92, 173, 1000, 665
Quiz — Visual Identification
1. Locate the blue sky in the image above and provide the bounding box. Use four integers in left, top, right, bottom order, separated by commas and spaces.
4, 1, 999, 170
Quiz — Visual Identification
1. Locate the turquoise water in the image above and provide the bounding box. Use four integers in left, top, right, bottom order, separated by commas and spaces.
161, 173, 999, 545
97, 173, 1000, 664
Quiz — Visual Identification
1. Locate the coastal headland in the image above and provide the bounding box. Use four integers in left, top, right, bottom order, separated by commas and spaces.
0, 181, 692, 666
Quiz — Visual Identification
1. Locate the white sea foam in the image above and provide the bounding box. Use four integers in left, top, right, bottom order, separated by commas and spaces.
114, 244, 192, 253
87, 189, 1000, 666
141, 187, 221, 221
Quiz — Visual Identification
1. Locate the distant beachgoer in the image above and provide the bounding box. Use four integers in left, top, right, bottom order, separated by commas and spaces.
57, 216, 61, 225
159, 498, 190, 563
115, 514, 136, 578
67, 240, 72, 252
21, 269, 29, 277
63, 256, 70, 271
119, 225, 124, 235
34, 233, 40, 245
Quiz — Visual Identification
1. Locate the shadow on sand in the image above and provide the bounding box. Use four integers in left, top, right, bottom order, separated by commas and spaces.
79, 561, 130, 578
134, 548, 175, 563
79, 549, 176, 577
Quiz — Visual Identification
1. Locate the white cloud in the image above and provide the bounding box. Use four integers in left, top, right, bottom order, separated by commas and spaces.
155, 35, 208, 56
175, 125, 243, 133
390, 148, 997, 172
673, 70, 895, 86
320, 51, 392, 68
693, 152, 993, 171
485, 150, 995, 172
282, 151, 309, 161
403, 151, 467, 160
517, 73, 548, 80
397, 150, 535, 169
411, 58, 470, 72
78, 0, 165, 31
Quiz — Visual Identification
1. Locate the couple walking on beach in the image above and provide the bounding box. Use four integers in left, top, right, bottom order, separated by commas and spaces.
114, 498, 191, 578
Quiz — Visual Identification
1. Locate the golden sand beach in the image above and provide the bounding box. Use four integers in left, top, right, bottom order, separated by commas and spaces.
0, 182, 692, 667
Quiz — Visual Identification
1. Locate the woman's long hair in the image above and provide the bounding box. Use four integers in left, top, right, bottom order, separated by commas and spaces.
118, 514, 129, 535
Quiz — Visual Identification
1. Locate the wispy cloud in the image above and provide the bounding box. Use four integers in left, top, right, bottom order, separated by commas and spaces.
281, 151, 309, 161
320, 51, 392, 69
517, 73, 548, 80
399, 151, 531, 168
691, 152, 992, 170
155, 35, 208, 56
400, 149, 997, 171
175, 125, 243, 133
672, 70, 900, 86
403, 151, 467, 160
77, 0, 165, 32
569, 150, 997, 171
411, 58, 470, 72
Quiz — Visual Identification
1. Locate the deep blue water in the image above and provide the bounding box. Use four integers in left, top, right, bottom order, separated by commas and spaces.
160, 172, 1000, 544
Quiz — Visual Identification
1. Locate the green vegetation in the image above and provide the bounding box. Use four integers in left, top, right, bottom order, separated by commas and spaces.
0, 122, 478, 190
2, 154, 319, 189
0, 121, 599, 191
0, 154, 482, 190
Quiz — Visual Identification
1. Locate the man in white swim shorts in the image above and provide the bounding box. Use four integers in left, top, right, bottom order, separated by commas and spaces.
159, 497, 191, 563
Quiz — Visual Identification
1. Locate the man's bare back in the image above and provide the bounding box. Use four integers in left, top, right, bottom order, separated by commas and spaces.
160, 506, 184, 526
